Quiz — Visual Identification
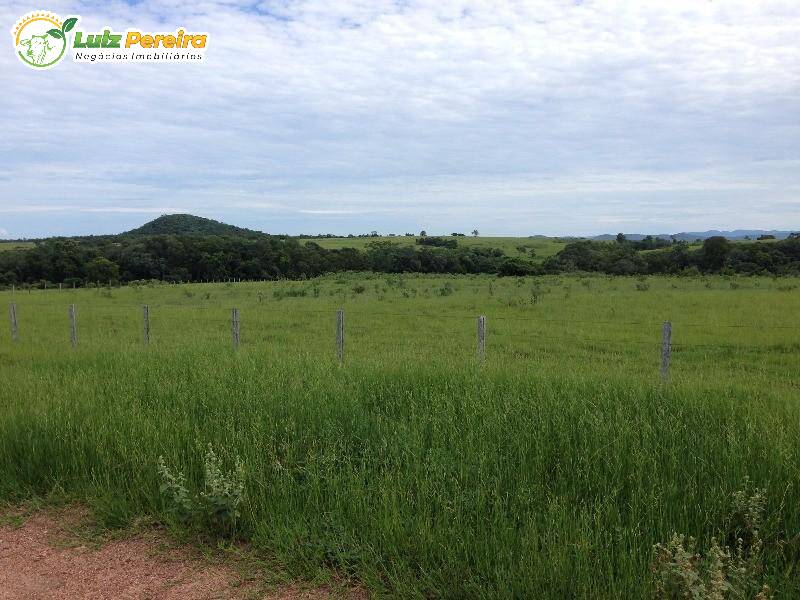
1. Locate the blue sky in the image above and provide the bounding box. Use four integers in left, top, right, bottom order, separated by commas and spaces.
2, 0, 799, 238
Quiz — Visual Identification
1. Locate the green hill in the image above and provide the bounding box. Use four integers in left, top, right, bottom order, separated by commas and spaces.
124, 214, 264, 237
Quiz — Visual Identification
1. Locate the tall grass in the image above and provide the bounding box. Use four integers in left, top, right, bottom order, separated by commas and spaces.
0, 274, 798, 597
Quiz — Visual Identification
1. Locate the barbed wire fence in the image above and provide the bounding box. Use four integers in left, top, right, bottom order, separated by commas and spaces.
6, 299, 799, 381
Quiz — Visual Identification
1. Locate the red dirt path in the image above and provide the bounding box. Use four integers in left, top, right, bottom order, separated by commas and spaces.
0, 511, 359, 599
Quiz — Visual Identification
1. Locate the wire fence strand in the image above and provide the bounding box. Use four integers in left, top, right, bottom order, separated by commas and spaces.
4, 303, 800, 356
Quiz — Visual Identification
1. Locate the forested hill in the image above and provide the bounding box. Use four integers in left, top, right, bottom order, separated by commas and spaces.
124, 214, 266, 238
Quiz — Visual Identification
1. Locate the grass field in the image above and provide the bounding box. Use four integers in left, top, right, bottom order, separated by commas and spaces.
0, 241, 35, 252
1, 273, 799, 597
302, 235, 568, 260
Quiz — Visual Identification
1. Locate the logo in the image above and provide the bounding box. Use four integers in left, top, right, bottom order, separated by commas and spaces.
12, 10, 207, 69
12, 11, 77, 68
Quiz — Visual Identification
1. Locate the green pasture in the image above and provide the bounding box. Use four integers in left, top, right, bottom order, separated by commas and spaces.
0, 273, 799, 597
302, 235, 568, 260
0, 241, 34, 252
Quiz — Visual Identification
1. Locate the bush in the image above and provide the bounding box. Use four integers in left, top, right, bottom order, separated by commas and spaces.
158, 444, 246, 539
416, 237, 458, 249
530, 283, 545, 304
438, 282, 454, 296
651, 480, 771, 600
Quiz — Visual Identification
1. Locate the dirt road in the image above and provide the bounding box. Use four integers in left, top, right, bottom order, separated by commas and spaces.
0, 510, 357, 600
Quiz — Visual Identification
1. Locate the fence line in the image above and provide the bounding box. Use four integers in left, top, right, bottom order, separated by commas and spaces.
4, 303, 799, 380
5, 301, 799, 331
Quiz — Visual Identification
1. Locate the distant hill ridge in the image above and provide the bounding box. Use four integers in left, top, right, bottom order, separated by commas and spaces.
126, 216, 798, 242
592, 230, 798, 241
124, 214, 265, 237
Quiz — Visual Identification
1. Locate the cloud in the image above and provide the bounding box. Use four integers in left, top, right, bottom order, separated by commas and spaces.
1, 0, 799, 237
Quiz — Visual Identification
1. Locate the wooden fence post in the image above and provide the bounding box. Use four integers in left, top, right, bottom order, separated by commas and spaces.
336, 309, 345, 365
660, 321, 672, 380
69, 304, 78, 348
231, 308, 240, 349
143, 305, 150, 346
9, 304, 18, 342
477, 315, 486, 363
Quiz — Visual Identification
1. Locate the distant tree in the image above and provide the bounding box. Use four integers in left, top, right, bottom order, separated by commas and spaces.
789, 233, 800, 239
370, 230, 379, 237
86, 257, 119, 283
701, 236, 731, 271
757, 234, 775, 241
616, 233, 626, 244
472, 229, 479, 237
416, 237, 457, 249
420, 230, 427, 237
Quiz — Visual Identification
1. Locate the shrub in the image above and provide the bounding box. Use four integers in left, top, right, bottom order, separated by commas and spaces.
651, 535, 771, 599
416, 237, 458, 249
651, 480, 771, 599
158, 444, 246, 539
530, 284, 544, 304
157, 457, 193, 524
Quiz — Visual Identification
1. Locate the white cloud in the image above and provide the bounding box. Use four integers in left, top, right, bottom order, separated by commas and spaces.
1, 0, 799, 237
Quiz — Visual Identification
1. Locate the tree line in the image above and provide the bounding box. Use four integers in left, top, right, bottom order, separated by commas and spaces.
541, 235, 800, 276
0, 233, 798, 287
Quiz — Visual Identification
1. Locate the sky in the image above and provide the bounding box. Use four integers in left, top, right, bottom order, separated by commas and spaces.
1, 0, 799, 239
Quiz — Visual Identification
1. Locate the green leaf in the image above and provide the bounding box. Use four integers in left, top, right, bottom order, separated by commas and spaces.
47, 28, 63, 39
62, 17, 78, 33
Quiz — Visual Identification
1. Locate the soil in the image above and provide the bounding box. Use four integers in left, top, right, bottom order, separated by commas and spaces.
0, 508, 362, 599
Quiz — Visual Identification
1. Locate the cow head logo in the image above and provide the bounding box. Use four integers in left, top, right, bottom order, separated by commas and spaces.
12, 11, 78, 69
